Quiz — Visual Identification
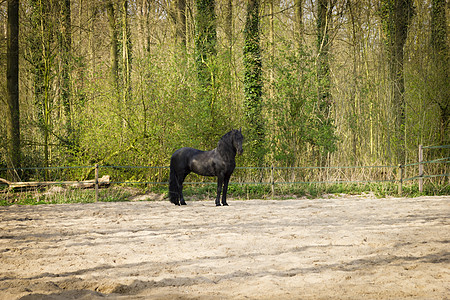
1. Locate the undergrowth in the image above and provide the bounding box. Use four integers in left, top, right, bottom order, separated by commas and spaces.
0, 187, 132, 206
1, 182, 448, 206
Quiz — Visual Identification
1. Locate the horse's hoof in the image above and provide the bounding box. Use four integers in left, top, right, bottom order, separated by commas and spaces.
216, 203, 221, 206
180, 202, 187, 205
222, 203, 229, 206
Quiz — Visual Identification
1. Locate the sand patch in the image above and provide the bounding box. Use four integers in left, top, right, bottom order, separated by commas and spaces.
0, 196, 449, 299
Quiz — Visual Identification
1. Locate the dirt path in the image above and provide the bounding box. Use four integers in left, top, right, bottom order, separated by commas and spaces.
0, 196, 449, 299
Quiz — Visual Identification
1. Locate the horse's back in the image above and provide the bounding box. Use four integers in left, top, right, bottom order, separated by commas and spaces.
172, 147, 223, 176
171, 147, 203, 169
171, 147, 204, 159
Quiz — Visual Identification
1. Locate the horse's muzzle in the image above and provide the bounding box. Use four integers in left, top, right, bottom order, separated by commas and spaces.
237, 148, 243, 156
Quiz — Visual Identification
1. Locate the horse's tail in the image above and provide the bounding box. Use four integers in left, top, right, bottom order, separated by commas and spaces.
168, 161, 179, 205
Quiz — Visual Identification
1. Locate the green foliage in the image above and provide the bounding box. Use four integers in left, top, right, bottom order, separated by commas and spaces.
269, 43, 337, 166
0, 0, 447, 199
0, 187, 136, 206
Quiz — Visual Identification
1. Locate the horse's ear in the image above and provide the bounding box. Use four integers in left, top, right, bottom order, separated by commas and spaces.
239, 127, 242, 133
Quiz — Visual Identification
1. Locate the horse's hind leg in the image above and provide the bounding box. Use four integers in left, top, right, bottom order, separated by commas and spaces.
169, 166, 180, 205
179, 188, 186, 205
179, 171, 189, 205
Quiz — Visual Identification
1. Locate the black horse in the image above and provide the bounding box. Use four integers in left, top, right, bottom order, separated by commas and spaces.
169, 129, 244, 206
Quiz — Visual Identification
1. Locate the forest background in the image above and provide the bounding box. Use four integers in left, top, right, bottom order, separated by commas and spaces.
1, 0, 449, 184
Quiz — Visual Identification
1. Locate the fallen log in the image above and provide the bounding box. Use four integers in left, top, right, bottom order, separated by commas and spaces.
0, 178, 11, 185
0, 175, 110, 189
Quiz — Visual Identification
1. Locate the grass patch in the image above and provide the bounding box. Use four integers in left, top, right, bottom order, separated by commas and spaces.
0, 187, 133, 206
147, 181, 448, 200
1, 181, 448, 206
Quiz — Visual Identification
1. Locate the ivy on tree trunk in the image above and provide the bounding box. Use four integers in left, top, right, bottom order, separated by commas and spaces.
380, 0, 414, 165
244, 0, 264, 164
195, 0, 216, 89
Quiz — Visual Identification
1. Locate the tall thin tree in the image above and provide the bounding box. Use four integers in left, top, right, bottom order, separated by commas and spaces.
122, 0, 131, 106
430, 0, 449, 144
6, 0, 20, 180
195, 0, 217, 140
195, 0, 216, 89
107, 2, 119, 92
60, 0, 72, 135
316, 0, 333, 118
244, 0, 264, 163
224, 0, 233, 102
176, 0, 186, 49
294, 0, 303, 45
315, 0, 337, 165
380, 0, 414, 164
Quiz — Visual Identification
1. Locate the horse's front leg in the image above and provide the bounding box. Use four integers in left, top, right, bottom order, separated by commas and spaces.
221, 176, 230, 206
215, 176, 224, 206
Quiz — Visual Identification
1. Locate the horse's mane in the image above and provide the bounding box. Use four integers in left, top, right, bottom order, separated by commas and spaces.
217, 130, 238, 158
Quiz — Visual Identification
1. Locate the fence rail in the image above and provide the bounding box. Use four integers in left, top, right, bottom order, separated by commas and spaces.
1, 145, 448, 199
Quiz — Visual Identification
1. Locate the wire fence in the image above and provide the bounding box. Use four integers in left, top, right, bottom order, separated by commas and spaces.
0, 164, 401, 185
1, 145, 449, 197
103, 164, 400, 185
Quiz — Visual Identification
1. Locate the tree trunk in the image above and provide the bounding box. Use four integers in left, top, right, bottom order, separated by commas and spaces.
6, 0, 20, 180
122, 0, 131, 107
29, 0, 54, 174
195, 0, 216, 89
348, 0, 360, 162
176, 0, 186, 49
107, 2, 119, 91
244, 0, 264, 164
88, 2, 96, 79
380, 0, 414, 164
224, 0, 232, 51
60, 0, 72, 137
315, 0, 335, 166
140, 0, 151, 54
316, 0, 333, 118
430, 0, 449, 144
224, 0, 233, 108
268, 0, 274, 101
294, 0, 303, 44
195, 0, 217, 139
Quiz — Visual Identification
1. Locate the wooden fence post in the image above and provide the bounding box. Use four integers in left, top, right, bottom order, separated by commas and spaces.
398, 164, 403, 195
271, 164, 275, 199
419, 144, 423, 192
95, 164, 99, 202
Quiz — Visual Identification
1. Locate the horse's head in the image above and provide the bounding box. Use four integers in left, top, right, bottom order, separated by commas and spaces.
233, 128, 244, 156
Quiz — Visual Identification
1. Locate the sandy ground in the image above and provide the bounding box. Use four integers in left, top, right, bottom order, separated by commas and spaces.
0, 195, 449, 300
